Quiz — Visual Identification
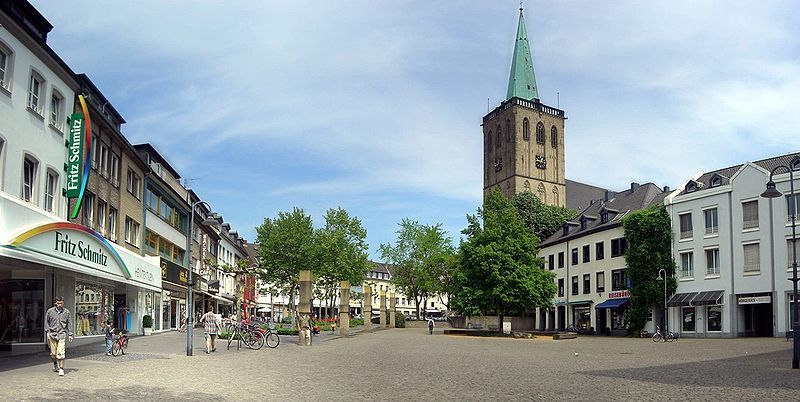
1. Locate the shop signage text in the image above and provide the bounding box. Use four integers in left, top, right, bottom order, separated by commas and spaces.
608, 290, 631, 299
65, 113, 84, 198
738, 295, 771, 305
161, 258, 189, 286
55, 231, 108, 266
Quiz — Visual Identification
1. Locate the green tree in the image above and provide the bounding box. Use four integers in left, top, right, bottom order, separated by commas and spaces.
622, 205, 677, 336
255, 207, 318, 312
315, 207, 370, 318
452, 189, 556, 317
380, 219, 453, 319
512, 191, 576, 240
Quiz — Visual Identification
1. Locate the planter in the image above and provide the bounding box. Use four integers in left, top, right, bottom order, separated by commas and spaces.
143, 327, 152, 336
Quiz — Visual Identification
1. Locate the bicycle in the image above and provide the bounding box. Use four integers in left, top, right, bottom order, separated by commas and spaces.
227, 322, 265, 350
111, 331, 128, 356
652, 326, 677, 342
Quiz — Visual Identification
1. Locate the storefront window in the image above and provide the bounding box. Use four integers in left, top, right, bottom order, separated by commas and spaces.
574, 306, 591, 329
0, 279, 45, 345
162, 291, 171, 330
153, 292, 162, 331
74, 282, 115, 337
707, 305, 722, 332
611, 307, 626, 330
682, 307, 696, 332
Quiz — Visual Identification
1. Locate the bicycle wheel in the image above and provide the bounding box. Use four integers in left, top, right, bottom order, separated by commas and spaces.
665, 332, 675, 342
247, 330, 264, 350
120, 338, 127, 354
112, 340, 121, 356
652, 332, 663, 342
265, 332, 280, 349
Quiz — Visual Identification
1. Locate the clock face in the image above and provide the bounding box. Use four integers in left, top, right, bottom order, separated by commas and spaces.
535, 155, 546, 169
494, 158, 503, 172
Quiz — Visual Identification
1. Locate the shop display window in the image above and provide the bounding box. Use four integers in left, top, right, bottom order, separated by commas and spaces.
707, 305, 722, 332
682, 307, 696, 332
74, 282, 114, 337
0, 279, 45, 345
611, 307, 626, 330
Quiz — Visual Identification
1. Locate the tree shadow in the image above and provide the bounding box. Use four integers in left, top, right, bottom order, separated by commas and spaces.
38, 385, 218, 401
582, 349, 799, 390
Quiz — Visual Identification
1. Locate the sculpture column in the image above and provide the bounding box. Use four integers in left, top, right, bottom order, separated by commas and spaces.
380, 290, 387, 328
389, 291, 396, 328
339, 281, 350, 337
298, 270, 314, 346
363, 285, 372, 331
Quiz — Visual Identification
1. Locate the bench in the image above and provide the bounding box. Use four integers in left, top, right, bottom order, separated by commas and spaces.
488, 324, 500, 332
470, 323, 483, 330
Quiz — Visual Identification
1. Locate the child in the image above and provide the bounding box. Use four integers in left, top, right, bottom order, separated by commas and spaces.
104, 319, 115, 356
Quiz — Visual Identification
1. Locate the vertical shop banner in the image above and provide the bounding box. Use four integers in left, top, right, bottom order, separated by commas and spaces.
66, 95, 92, 219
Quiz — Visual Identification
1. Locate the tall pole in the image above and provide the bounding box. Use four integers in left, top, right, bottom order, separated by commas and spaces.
659, 268, 667, 333
186, 199, 210, 357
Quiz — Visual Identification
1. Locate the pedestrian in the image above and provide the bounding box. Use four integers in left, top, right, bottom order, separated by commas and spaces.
200, 305, 220, 354
104, 319, 115, 356
427, 317, 435, 335
44, 296, 73, 376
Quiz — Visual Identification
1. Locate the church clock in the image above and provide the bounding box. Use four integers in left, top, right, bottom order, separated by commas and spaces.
535, 155, 546, 169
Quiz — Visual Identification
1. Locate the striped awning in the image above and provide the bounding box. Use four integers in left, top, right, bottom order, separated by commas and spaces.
667, 292, 698, 307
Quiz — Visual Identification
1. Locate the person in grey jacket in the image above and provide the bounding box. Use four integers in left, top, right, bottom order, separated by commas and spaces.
44, 296, 73, 376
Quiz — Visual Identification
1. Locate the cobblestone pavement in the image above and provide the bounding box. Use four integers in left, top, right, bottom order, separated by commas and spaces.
1, 327, 797, 401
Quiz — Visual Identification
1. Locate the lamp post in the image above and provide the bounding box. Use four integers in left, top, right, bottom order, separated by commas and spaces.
657, 268, 667, 333
761, 164, 799, 369
186, 200, 213, 357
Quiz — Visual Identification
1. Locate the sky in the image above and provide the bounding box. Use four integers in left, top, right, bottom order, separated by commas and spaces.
29, 1, 800, 259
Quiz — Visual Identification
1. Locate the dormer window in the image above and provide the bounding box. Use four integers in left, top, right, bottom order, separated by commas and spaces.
709, 175, 722, 188
791, 157, 800, 172
580, 219, 587, 230
562, 224, 569, 236
601, 213, 609, 224
686, 181, 697, 193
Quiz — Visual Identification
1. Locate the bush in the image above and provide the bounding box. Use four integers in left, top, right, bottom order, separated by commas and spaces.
142, 314, 153, 328
217, 330, 232, 339
349, 318, 364, 326
394, 312, 406, 328
276, 326, 298, 336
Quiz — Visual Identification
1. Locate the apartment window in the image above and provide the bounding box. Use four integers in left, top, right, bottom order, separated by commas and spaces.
596, 272, 605, 293
110, 153, 120, 187
571, 248, 578, 265
22, 156, 37, 203
704, 208, 718, 235
127, 169, 141, 199
27, 71, 44, 115
611, 269, 627, 291
44, 169, 58, 212
550, 126, 558, 148
596, 242, 604, 260
742, 200, 758, 229
743, 243, 760, 273
582, 245, 590, 263
108, 208, 117, 242
705, 248, 720, 275
787, 194, 800, 221
535, 122, 545, 144
788, 240, 799, 270
91, 129, 99, 169
99, 143, 109, 178
0, 45, 9, 90
582, 274, 590, 294
0, 138, 4, 190
144, 229, 158, 255
50, 91, 64, 130
611, 238, 627, 257
680, 252, 694, 278
558, 252, 564, 268
83, 192, 95, 228
548, 255, 555, 271
97, 200, 107, 236
125, 216, 141, 245
558, 278, 564, 297
571, 275, 579, 295
522, 118, 530, 141
601, 212, 608, 224
679, 213, 693, 239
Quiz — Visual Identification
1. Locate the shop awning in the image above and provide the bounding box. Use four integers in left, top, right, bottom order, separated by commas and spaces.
595, 298, 629, 309
667, 292, 699, 307
692, 290, 724, 305
555, 300, 593, 306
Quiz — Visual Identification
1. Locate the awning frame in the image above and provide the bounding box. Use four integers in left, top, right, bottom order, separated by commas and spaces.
595, 298, 629, 309
667, 292, 699, 307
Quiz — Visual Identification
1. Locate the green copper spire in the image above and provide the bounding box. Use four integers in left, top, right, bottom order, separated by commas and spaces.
506, 8, 539, 101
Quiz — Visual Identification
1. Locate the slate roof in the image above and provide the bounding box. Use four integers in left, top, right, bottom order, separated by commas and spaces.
541, 182, 669, 247
566, 179, 616, 212
680, 151, 800, 196
370, 261, 395, 277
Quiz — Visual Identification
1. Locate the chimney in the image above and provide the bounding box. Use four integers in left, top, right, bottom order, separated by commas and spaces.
630, 182, 640, 192
604, 190, 611, 202
663, 186, 670, 192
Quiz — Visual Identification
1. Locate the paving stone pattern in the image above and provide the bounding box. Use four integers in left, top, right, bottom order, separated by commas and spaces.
0, 327, 797, 401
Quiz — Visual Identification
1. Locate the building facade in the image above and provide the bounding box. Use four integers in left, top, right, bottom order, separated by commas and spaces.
664, 153, 800, 338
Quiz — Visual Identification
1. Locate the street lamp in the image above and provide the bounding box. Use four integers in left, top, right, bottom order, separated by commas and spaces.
657, 268, 667, 333
761, 163, 799, 369
186, 200, 216, 357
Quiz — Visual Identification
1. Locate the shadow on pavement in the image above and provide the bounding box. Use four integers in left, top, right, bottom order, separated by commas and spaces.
582, 349, 800, 390
38, 385, 218, 401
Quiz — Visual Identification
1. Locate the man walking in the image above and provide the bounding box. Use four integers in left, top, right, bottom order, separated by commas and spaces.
427, 317, 435, 335
200, 305, 220, 354
45, 296, 73, 376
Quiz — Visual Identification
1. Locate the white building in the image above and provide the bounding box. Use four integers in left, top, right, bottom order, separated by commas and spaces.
664, 152, 800, 338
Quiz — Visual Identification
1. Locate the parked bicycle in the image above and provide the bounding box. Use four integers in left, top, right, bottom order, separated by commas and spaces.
652, 326, 677, 342
111, 331, 128, 356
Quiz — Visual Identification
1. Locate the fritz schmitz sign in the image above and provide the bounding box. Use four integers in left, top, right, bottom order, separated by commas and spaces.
66, 95, 92, 219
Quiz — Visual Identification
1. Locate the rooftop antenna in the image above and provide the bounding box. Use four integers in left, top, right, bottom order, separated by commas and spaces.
487, 97, 490, 113
520, 0, 523, 12
557, 92, 560, 109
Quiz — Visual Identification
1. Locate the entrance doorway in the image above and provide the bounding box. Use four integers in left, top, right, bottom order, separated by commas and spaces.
557, 306, 565, 331
743, 303, 773, 337
596, 309, 608, 335
114, 294, 127, 332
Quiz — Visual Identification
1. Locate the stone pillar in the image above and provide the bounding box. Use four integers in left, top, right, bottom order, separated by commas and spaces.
298, 270, 314, 346
379, 291, 387, 328
363, 285, 372, 331
389, 291, 396, 328
339, 281, 350, 337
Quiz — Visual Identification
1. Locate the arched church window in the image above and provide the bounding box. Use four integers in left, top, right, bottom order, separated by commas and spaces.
496, 125, 502, 148
551, 126, 558, 148
537, 183, 546, 203
506, 119, 512, 141
536, 122, 545, 144
487, 130, 492, 151
524, 180, 531, 193
552, 186, 560, 205
523, 118, 530, 141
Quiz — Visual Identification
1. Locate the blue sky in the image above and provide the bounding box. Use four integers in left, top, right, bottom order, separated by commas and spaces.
30, 1, 800, 259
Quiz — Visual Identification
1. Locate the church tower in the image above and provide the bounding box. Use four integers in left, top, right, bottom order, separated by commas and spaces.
483, 7, 566, 207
